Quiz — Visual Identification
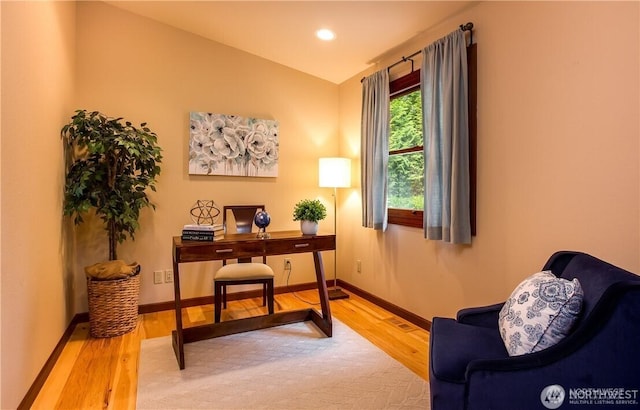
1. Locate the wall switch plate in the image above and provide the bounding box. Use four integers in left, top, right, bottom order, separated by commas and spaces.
153, 270, 163, 284
164, 269, 173, 283
357, 260, 362, 273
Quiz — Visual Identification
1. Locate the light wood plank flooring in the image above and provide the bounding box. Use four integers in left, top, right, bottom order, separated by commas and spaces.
31, 290, 430, 409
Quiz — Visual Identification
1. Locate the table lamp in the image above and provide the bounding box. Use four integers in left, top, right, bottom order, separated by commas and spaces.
319, 157, 351, 300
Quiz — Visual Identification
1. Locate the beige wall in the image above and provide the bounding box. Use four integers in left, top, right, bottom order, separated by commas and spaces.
1, 2, 340, 405
72, 1, 341, 310
1, 1, 76, 407
1, 1, 639, 407
338, 1, 640, 320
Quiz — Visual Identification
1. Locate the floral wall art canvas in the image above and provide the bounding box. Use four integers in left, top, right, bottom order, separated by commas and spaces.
189, 112, 279, 177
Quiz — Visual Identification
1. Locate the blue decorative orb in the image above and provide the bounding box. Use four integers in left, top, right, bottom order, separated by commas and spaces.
254, 211, 271, 229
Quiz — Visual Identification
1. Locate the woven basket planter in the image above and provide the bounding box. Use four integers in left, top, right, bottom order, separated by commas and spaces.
87, 270, 141, 338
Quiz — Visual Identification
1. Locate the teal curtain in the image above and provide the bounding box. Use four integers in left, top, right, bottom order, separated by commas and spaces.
421, 29, 471, 243
361, 69, 390, 230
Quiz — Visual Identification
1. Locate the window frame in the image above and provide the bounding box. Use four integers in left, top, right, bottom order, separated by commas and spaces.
387, 43, 477, 235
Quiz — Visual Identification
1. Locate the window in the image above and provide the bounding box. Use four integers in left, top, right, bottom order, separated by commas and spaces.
387, 44, 477, 232
388, 70, 423, 228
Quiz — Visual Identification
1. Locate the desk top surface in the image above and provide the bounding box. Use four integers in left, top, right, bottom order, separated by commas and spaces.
173, 230, 335, 263
173, 230, 334, 248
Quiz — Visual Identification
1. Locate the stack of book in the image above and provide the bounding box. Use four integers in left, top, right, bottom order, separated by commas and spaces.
181, 224, 224, 241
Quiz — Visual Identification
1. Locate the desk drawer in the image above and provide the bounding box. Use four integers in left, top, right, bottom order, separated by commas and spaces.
264, 236, 335, 255
176, 241, 264, 262
209, 241, 265, 260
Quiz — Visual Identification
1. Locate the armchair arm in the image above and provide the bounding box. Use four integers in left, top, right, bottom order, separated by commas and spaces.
456, 302, 504, 327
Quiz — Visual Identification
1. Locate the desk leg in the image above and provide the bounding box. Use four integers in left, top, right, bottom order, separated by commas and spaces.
171, 260, 185, 369
313, 251, 333, 337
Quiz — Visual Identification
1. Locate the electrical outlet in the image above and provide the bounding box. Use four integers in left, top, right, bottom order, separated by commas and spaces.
284, 258, 292, 270
357, 260, 362, 273
164, 269, 173, 283
153, 270, 163, 284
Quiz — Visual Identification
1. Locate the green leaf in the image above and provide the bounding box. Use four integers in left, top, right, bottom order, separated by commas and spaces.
61, 109, 163, 258
292, 199, 327, 222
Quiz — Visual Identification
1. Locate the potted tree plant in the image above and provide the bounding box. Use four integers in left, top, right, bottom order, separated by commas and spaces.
61, 109, 162, 337
292, 199, 327, 235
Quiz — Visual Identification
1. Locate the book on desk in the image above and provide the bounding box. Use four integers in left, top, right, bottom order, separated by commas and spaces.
181, 223, 224, 241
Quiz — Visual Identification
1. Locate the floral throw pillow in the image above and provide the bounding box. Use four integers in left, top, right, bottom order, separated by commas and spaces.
498, 271, 583, 356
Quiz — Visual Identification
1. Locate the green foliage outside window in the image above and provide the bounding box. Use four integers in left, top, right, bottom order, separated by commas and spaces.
388, 90, 424, 210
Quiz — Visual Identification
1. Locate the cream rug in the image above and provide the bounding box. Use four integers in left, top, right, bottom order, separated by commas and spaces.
137, 318, 429, 409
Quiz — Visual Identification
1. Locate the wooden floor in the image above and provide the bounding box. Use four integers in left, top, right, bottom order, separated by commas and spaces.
30, 290, 430, 409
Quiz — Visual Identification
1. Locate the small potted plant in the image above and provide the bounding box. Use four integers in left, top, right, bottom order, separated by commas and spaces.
61, 109, 162, 337
293, 199, 327, 235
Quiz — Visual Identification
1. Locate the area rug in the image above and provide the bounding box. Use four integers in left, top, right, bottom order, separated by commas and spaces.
136, 318, 429, 409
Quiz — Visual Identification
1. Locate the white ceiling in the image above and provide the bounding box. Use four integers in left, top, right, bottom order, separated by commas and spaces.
106, 1, 474, 84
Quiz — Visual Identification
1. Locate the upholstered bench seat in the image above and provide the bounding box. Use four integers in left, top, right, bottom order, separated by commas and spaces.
215, 263, 275, 281
214, 262, 275, 323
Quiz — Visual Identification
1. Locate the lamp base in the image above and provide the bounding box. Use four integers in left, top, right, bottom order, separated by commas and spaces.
328, 288, 350, 300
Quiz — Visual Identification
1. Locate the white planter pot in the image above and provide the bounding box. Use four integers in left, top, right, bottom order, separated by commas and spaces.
300, 220, 319, 235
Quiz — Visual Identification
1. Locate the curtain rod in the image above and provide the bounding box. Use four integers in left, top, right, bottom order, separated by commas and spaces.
361, 22, 474, 83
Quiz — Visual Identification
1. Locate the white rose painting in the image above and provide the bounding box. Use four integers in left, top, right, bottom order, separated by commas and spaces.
189, 112, 279, 177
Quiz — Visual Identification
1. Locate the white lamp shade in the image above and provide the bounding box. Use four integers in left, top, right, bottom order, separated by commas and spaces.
319, 157, 351, 188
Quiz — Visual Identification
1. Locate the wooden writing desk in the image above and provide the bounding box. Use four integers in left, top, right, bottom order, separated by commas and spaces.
172, 230, 335, 369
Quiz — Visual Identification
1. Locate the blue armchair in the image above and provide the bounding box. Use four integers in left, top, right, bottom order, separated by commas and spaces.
429, 251, 640, 410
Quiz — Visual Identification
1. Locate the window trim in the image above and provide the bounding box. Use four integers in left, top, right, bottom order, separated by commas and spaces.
390, 69, 420, 98
388, 208, 423, 229
387, 43, 477, 235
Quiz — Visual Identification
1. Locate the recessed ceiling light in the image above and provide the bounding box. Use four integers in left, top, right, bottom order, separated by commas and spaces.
316, 28, 336, 41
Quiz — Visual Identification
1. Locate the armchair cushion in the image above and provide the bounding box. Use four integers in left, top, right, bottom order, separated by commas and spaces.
498, 271, 583, 356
